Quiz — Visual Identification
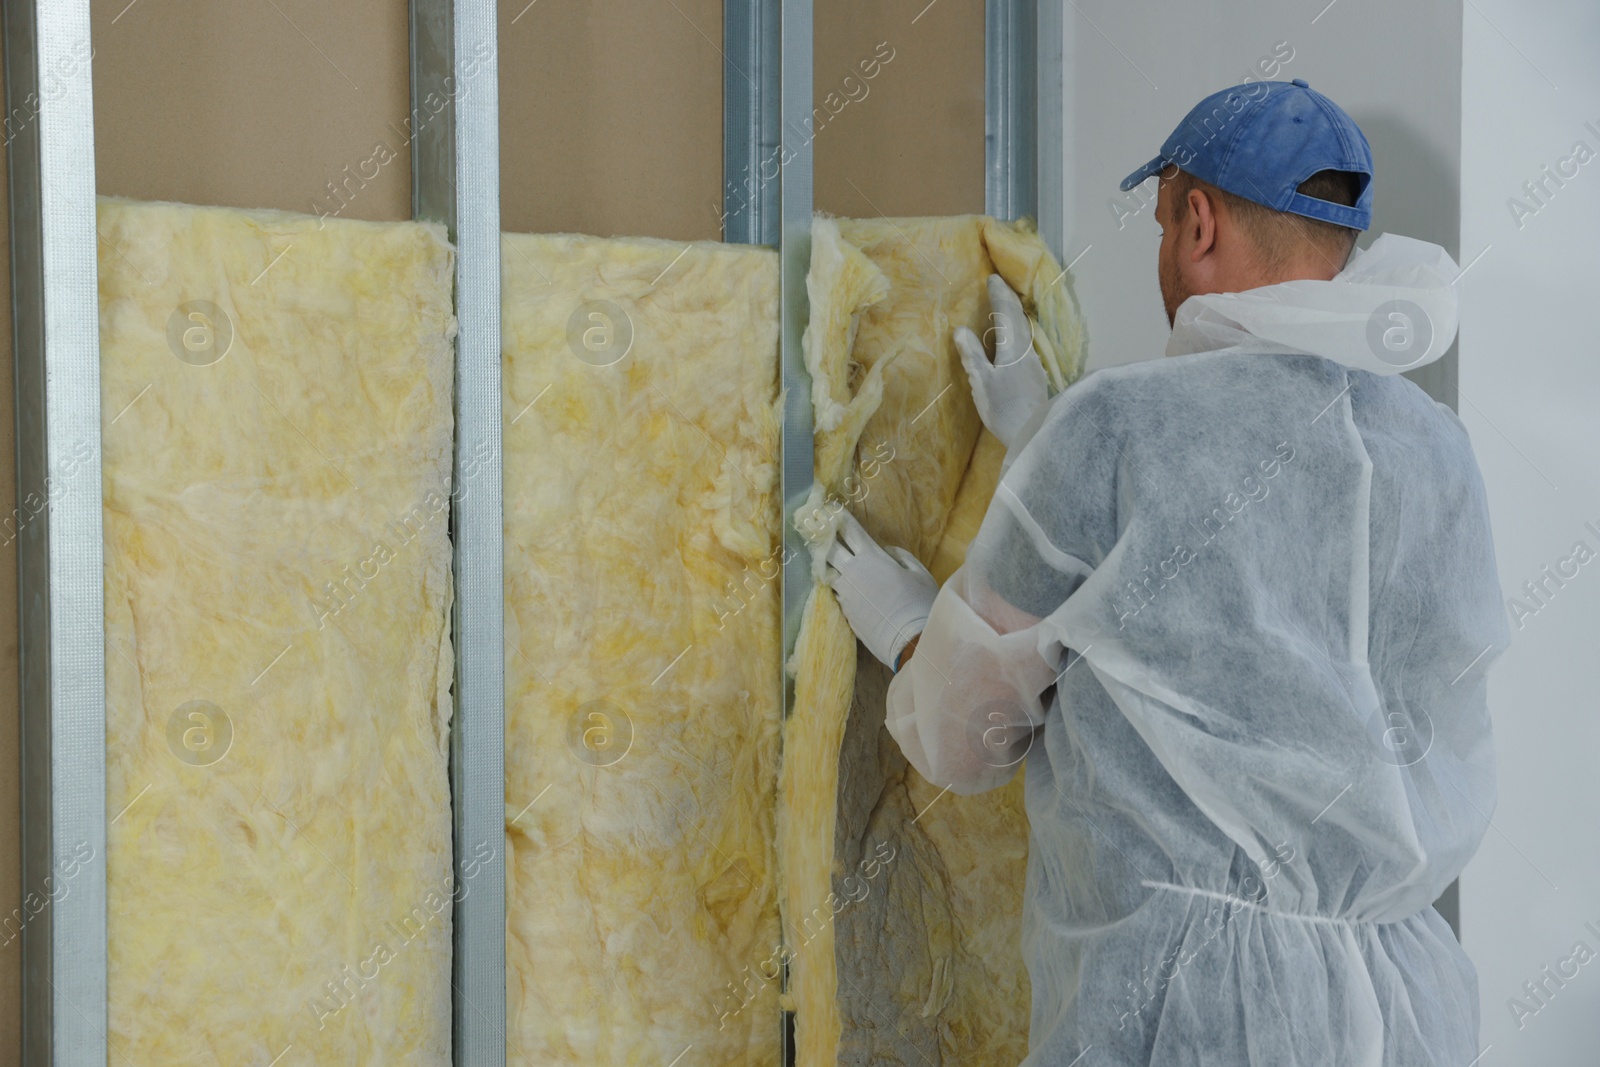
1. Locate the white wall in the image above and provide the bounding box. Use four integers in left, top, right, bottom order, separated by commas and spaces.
1052, 3, 1600, 1061
1057, 3, 1600, 1060
1458, 2, 1600, 1063
1060, 0, 1462, 386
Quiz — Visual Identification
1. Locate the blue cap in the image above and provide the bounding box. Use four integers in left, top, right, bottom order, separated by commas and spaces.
1119, 78, 1373, 230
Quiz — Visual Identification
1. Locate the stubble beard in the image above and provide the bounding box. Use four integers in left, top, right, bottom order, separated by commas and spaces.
1159, 248, 1187, 329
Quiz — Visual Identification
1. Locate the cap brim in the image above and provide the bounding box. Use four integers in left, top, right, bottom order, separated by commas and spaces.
1119, 154, 1170, 192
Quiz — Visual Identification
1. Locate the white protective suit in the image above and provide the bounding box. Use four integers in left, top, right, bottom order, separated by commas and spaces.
885, 234, 1509, 1066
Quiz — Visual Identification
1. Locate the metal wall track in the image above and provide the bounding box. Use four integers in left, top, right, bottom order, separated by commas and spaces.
724, 2, 813, 1062
725, 0, 814, 661
724, 0, 781, 247
410, 2, 508, 1064
776, 0, 815, 664
987, 0, 1038, 223
1036, 0, 1067, 262
6, 1, 108, 1062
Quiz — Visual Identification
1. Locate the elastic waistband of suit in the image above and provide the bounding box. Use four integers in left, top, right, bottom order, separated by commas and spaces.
1139, 879, 1408, 927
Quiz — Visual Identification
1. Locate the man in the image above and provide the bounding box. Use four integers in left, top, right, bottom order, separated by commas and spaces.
821, 79, 1508, 1065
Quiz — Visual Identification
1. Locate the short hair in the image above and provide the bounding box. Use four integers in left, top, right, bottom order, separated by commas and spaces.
1165, 167, 1363, 272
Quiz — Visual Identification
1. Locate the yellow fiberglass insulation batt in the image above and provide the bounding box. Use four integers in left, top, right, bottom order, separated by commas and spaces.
784, 214, 1085, 1066
502, 232, 784, 1064
98, 198, 458, 1063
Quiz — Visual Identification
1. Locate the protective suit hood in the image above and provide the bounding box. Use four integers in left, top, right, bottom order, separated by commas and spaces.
1165, 232, 1460, 375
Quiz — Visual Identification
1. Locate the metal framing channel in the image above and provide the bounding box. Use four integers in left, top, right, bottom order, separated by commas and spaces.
723, 0, 781, 246
1035, 0, 1067, 262
986, 0, 1038, 222
771, 2, 812, 1067
5, 0, 108, 1062
724, 0, 811, 659
776, 0, 814, 662
410, 2, 507, 1063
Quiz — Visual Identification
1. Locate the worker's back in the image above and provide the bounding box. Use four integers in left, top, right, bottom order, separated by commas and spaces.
985, 349, 1509, 1066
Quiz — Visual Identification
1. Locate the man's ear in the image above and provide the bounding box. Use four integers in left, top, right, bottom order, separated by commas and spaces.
1186, 187, 1219, 261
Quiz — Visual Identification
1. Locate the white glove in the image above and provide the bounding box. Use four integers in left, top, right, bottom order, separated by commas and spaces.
955, 274, 1049, 450
821, 511, 939, 669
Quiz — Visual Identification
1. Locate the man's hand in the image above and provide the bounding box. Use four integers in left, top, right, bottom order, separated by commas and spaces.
821, 511, 938, 669
955, 274, 1049, 450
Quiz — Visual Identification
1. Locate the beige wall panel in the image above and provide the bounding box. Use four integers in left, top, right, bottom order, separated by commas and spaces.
90, 0, 412, 222
497, 0, 725, 241
813, 0, 985, 219
495, 0, 982, 239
